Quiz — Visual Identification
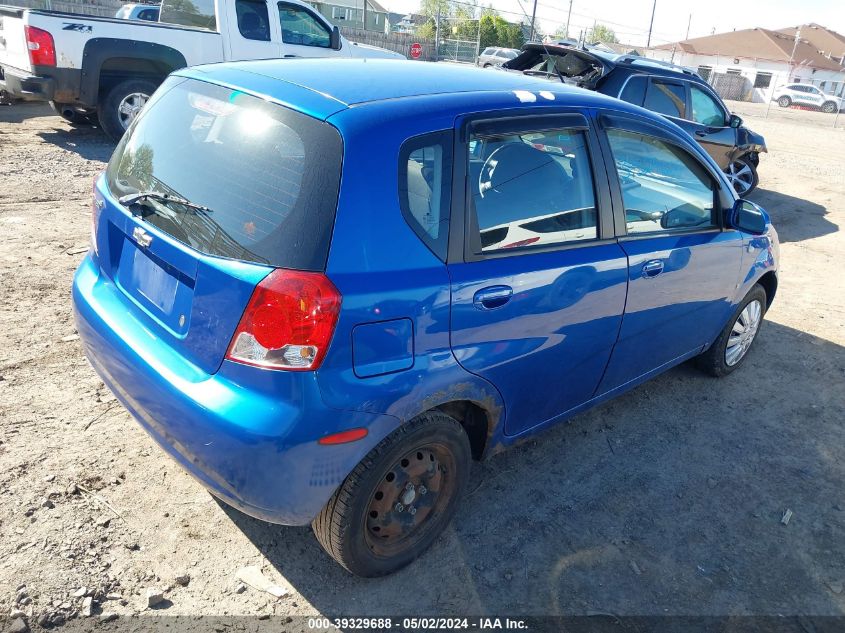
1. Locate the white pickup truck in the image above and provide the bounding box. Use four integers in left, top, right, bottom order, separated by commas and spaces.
0, 0, 402, 138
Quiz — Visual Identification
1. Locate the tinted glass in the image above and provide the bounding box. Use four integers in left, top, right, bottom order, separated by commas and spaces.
619, 76, 647, 106
606, 129, 715, 234
644, 80, 686, 118
159, 0, 216, 29
482, 47, 495, 56
469, 129, 597, 252
137, 8, 158, 20
399, 132, 453, 261
236, 0, 270, 40
106, 78, 343, 270
690, 85, 725, 126
278, 2, 330, 47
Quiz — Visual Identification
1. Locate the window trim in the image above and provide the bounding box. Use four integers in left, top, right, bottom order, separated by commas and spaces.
398, 130, 454, 262
596, 110, 733, 240
450, 110, 616, 264
277, 1, 332, 47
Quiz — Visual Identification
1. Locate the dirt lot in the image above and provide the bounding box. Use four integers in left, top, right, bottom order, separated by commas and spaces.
1, 100, 844, 627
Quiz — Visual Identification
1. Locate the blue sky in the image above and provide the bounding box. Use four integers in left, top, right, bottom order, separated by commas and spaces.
377, 0, 845, 46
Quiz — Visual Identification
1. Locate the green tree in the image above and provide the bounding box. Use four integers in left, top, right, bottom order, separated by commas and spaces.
416, 18, 436, 40
419, 0, 451, 19
478, 13, 497, 50
588, 23, 618, 43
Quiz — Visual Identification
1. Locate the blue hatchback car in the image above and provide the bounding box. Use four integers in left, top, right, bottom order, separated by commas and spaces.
73, 59, 779, 577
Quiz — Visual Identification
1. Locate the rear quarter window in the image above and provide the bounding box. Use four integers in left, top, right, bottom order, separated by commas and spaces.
106, 77, 343, 270
398, 131, 453, 261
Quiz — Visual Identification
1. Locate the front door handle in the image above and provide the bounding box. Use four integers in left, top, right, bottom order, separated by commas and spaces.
473, 285, 513, 310
641, 259, 664, 278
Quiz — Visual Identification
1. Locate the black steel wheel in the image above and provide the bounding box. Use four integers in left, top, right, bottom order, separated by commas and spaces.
312, 411, 471, 577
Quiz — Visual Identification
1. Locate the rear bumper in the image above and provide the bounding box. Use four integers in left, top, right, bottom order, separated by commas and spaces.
0, 64, 54, 101
72, 254, 398, 526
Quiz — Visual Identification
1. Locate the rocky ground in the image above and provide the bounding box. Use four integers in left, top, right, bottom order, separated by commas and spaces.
0, 101, 844, 631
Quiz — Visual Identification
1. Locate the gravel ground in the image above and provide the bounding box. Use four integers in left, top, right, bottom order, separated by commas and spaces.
1, 101, 844, 628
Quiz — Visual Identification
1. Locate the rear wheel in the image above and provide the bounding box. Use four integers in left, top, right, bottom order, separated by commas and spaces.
777, 96, 791, 107
821, 101, 837, 114
725, 155, 759, 195
696, 284, 766, 377
312, 411, 471, 577
98, 79, 157, 142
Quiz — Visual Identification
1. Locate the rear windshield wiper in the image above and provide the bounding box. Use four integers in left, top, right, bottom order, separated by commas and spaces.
119, 191, 212, 215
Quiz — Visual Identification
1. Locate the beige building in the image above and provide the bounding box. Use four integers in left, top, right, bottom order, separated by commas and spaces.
646, 23, 845, 103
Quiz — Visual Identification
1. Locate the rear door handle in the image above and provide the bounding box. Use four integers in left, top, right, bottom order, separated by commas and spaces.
641, 259, 664, 278
473, 285, 513, 310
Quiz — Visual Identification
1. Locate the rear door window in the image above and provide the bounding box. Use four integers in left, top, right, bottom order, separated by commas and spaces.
106, 77, 343, 270
644, 79, 686, 119
236, 0, 271, 40
468, 128, 598, 253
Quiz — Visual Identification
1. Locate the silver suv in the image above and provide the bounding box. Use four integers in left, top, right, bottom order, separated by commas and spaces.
772, 84, 844, 113
477, 47, 518, 68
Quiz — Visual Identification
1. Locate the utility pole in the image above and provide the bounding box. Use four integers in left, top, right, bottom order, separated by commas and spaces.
685, 13, 691, 40
434, 3, 441, 62
362, 0, 367, 31
529, 0, 537, 42
646, 0, 656, 48
564, 0, 573, 39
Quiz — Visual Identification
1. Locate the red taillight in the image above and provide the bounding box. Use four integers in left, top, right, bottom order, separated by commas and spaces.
318, 428, 368, 445
24, 26, 56, 67
226, 269, 341, 371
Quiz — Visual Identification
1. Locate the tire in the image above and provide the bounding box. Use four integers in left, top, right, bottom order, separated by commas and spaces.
97, 79, 157, 142
777, 96, 791, 107
725, 155, 759, 196
483, 63, 492, 68
312, 411, 471, 577
696, 284, 767, 378
821, 101, 837, 114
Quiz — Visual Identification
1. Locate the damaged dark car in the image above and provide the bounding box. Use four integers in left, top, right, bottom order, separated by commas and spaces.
502, 43, 767, 195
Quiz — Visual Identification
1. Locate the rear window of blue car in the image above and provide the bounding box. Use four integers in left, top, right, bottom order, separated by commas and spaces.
106, 77, 343, 270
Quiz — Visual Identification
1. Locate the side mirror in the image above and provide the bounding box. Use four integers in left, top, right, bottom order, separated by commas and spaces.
729, 114, 743, 129
730, 199, 769, 235
330, 25, 341, 51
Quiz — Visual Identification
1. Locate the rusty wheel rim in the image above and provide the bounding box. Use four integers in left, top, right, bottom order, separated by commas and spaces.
364, 443, 456, 557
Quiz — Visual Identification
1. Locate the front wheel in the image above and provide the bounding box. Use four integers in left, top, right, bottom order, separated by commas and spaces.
777, 96, 791, 107
312, 411, 471, 577
725, 155, 759, 196
821, 101, 837, 114
98, 79, 157, 142
696, 284, 767, 377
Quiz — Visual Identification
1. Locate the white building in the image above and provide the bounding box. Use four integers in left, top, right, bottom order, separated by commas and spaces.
645, 24, 845, 103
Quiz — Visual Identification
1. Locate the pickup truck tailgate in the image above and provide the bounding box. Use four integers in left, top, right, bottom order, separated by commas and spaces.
0, 7, 32, 73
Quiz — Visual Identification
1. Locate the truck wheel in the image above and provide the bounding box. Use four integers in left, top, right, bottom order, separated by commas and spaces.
777, 96, 791, 107
696, 284, 767, 377
821, 101, 837, 114
98, 79, 157, 142
312, 411, 471, 577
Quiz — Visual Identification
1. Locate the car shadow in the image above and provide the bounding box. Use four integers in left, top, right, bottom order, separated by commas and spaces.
36, 127, 115, 162
748, 188, 836, 243
221, 320, 845, 617
0, 101, 55, 123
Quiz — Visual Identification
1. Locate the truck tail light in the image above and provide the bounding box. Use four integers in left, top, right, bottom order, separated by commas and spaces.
226, 270, 341, 371
24, 26, 56, 67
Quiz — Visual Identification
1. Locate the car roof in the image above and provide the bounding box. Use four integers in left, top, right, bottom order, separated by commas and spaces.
179, 58, 636, 120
